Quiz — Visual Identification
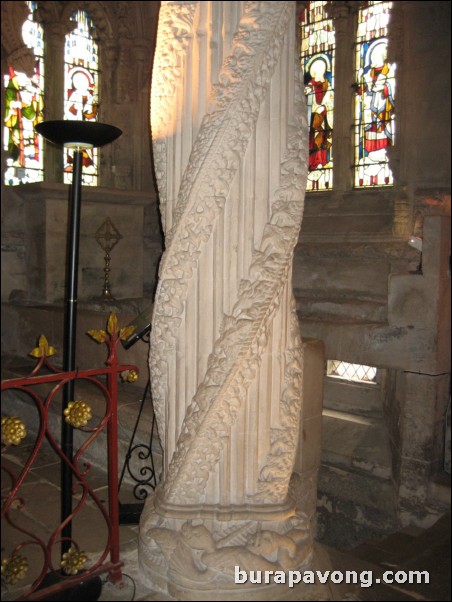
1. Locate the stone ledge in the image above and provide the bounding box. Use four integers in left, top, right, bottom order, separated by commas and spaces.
322, 410, 392, 480
297, 296, 387, 325
1, 299, 153, 378
9, 181, 157, 206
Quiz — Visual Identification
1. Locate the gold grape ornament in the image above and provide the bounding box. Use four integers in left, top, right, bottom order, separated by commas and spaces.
60, 547, 88, 575
64, 401, 92, 428
1, 554, 29, 584
1, 417, 26, 446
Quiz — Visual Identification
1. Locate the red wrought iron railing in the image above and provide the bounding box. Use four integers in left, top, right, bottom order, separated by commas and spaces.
1, 313, 138, 601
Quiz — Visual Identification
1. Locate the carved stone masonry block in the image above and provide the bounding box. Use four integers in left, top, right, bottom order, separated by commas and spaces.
140, 2, 325, 599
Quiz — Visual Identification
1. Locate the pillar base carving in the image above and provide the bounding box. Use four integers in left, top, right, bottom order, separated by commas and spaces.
139, 475, 333, 601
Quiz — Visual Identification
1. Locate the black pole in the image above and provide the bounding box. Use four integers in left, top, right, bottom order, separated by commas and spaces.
34, 120, 122, 570
61, 148, 83, 555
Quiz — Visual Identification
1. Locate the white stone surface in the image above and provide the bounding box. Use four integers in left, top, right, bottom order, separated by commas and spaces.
139, 1, 317, 598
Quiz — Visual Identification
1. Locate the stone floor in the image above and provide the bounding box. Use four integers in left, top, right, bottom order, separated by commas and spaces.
1, 437, 450, 602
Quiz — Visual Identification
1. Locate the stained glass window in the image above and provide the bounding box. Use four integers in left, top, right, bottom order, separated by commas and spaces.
64, 10, 99, 186
354, 1, 395, 187
3, 1, 44, 186
300, 1, 335, 191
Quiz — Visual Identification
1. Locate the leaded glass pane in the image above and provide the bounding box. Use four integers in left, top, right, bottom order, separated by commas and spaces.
327, 360, 378, 384
3, 1, 44, 186
64, 10, 99, 186
300, 1, 335, 191
354, 1, 395, 188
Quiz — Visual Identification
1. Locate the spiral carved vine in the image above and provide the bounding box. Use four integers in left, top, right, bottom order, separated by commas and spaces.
150, 1, 308, 508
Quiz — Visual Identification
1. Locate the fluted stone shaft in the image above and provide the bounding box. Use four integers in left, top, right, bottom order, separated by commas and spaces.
140, 3, 312, 598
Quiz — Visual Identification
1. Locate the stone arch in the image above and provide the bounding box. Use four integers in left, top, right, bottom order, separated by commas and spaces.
59, 1, 114, 41
1, 0, 36, 76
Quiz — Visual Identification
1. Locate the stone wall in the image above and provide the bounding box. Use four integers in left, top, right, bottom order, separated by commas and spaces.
294, 0, 451, 544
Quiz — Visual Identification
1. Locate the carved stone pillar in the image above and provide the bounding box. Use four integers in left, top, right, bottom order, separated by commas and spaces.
139, 3, 321, 599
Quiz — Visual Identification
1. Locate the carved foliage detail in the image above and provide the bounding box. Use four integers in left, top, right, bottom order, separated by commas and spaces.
139, 481, 316, 596
150, 1, 308, 504
151, 1, 198, 231
163, 94, 308, 503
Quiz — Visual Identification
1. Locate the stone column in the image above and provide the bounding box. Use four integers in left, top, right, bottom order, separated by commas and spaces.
140, 3, 319, 599
327, 1, 355, 194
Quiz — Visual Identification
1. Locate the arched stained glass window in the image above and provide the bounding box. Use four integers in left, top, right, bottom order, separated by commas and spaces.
64, 9, 99, 186
300, 1, 335, 191
3, 1, 44, 186
354, 1, 395, 187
